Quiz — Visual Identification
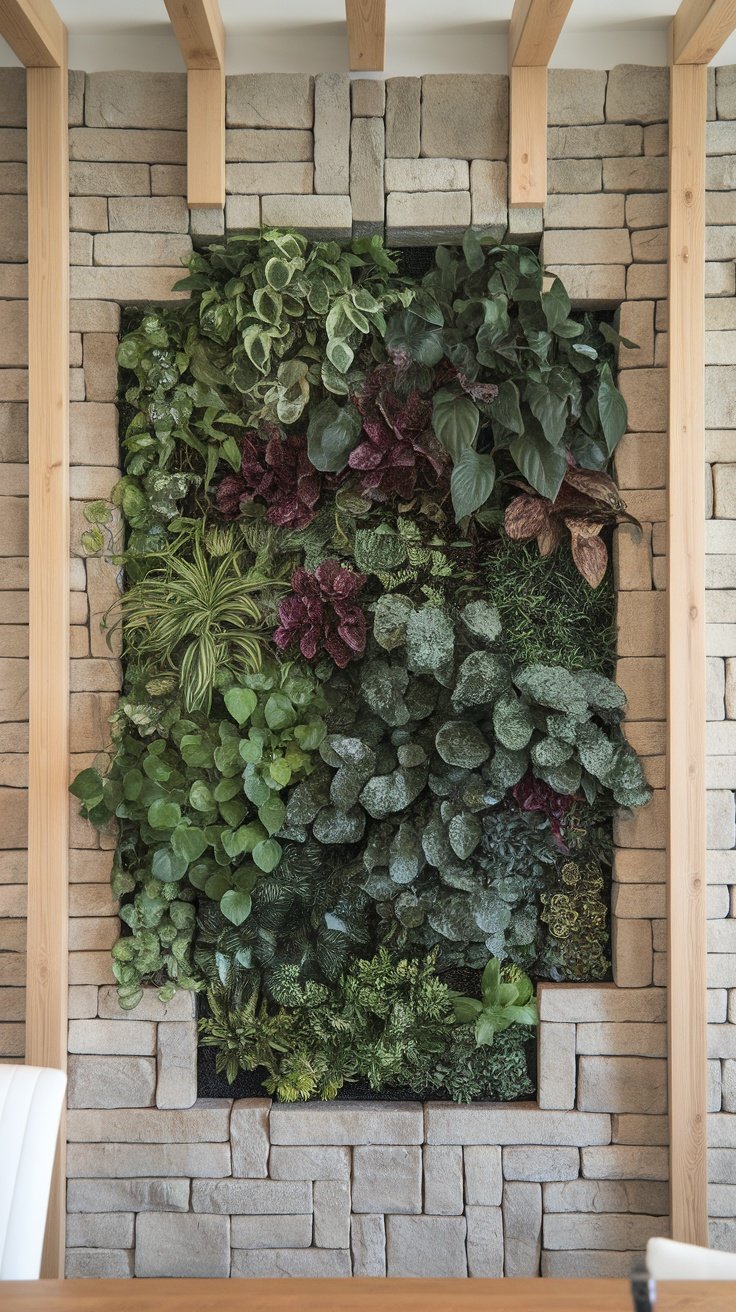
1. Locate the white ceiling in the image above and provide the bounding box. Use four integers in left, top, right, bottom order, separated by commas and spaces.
2, 0, 736, 73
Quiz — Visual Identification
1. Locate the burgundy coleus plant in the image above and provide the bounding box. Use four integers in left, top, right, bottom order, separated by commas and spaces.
503, 467, 639, 588
512, 774, 574, 852
349, 366, 449, 503
274, 559, 367, 669
216, 423, 320, 530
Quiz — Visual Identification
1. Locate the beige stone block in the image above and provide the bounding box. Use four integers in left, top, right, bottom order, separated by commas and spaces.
581, 1145, 669, 1180
231, 1098, 270, 1178
421, 74, 507, 160
386, 191, 471, 244
465, 1206, 503, 1278
231, 1213, 312, 1250
385, 78, 420, 158
545, 193, 624, 230
69, 302, 120, 335
67, 1176, 189, 1213
269, 1146, 350, 1180
631, 228, 667, 263
260, 194, 351, 239
151, 164, 186, 196
705, 262, 736, 297
107, 196, 188, 232
644, 123, 668, 155
613, 522, 653, 591
226, 127, 313, 162
65, 1248, 133, 1278
135, 1213, 229, 1278
69, 851, 113, 884
614, 788, 666, 850
548, 159, 602, 193
352, 1145, 422, 1214
708, 788, 736, 849
232, 1249, 351, 1278
606, 65, 668, 124
603, 157, 667, 192
612, 918, 653, 989
70, 467, 119, 501
68, 985, 98, 1020
0, 128, 25, 160
66, 1213, 135, 1250
225, 162, 313, 195
313, 1178, 351, 1248
350, 118, 385, 231
70, 197, 108, 239
93, 232, 192, 267
577, 1023, 665, 1058
537, 1021, 575, 1110
314, 73, 350, 194
67, 1054, 156, 1108
544, 1178, 668, 1213
617, 302, 655, 368
615, 435, 665, 491
616, 657, 665, 721
86, 72, 186, 129
613, 849, 665, 884
470, 160, 507, 230
384, 158, 469, 192
96, 985, 193, 1021
544, 1212, 666, 1252
352, 79, 385, 117
189, 207, 222, 241
539, 984, 665, 1024
620, 369, 668, 433
578, 1055, 666, 1114
549, 125, 642, 159
425, 1106, 611, 1146
617, 591, 665, 657
423, 1145, 463, 1216
156, 1020, 197, 1110
68, 952, 115, 986
386, 1215, 467, 1278
0, 371, 28, 402
191, 1178, 310, 1215
226, 74, 314, 129
225, 195, 260, 231
270, 1101, 423, 1145
543, 263, 626, 308
0, 302, 27, 367
503, 1181, 541, 1276
611, 1115, 669, 1146
0, 659, 27, 723
82, 333, 118, 404
541, 228, 631, 266
71, 127, 185, 164
71, 267, 187, 302
0, 405, 27, 464
707, 192, 736, 225
0, 194, 27, 261
67, 1141, 230, 1179
0, 264, 28, 298
68, 1018, 156, 1055
463, 1145, 502, 1206
548, 69, 606, 125
70, 162, 150, 197
503, 1146, 579, 1182
626, 194, 668, 230
68, 917, 119, 950
69, 692, 117, 754
627, 264, 668, 300
542, 1251, 648, 1277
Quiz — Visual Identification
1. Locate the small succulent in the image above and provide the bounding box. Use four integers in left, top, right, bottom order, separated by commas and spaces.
274, 560, 368, 668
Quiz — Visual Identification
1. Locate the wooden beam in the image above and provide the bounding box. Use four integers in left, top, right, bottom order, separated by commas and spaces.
26, 55, 70, 1276
508, 0, 573, 66
0, 0, 65, 66
673, 0, 736, 64
345, 0, 386, 72
164, 0, 225, 208
667, 58, 709, 1249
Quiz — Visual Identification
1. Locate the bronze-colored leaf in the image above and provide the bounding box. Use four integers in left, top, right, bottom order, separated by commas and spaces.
536, 519, 565, 557
564, 466, 625, 510
504, 494, 551, 542
567, 518, 608, 587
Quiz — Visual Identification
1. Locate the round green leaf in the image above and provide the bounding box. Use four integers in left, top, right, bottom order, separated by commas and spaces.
151, 847, 188, 883
147, 799, 182, 830
171, 823, 208, 864
258, 793, 286, 836
224, 686, 258, 726
220, 889, 252, 927
451, 447, 496, 522
189, 780, 214, 812
264, 692, 297, 731
252, 838, 282, 873
307, 399, 362, 473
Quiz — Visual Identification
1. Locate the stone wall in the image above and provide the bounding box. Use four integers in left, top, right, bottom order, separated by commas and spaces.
0, 60, 731, 1276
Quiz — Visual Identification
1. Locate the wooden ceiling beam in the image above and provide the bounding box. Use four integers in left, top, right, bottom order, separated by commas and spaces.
0, 0, 65, 67
672, 0, 736, 64
508, 0, 572, 208
164, 0, 225, 208
346, 0, 386, 72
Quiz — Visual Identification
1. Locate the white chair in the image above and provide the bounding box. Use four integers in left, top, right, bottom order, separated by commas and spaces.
647, 1236, 736, 1280
0, 1064, 66, 1280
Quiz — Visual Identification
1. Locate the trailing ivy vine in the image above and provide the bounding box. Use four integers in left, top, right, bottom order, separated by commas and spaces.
71, 228, 650, 1103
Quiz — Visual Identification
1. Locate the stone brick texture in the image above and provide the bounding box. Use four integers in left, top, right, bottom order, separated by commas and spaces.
0, 60, 729, 1274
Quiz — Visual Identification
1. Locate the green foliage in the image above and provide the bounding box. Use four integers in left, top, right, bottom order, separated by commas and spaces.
451, 957, 538, 1046
416, 1023, 535, 1103
483, 535, 616, 674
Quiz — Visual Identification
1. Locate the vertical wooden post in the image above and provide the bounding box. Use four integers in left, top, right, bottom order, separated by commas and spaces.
667, 59, 708, 1247
26, 56, 70, 1277
509, 64, 548, 207
187, 67, 225, 208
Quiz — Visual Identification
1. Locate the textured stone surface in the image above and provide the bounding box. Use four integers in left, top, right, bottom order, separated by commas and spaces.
464, 1145, 503, 1206
549, 70, 606, 125
385, 78, 420, 158
270, 1102, 423, 1145
425, 1106, 611, 1146
231, 1098, 270, 1177
351, 1213, 386, 1276
421, 75, 507, 160
232, 1249, 351, 1277
503, 1147, 580, 1182
350, 118, 384, 231
67, 1177, 190, 1213
66, 1142, 231, 1179
191, 1179, 311, 1215
259, 195, 351, 239
136, 1213, 230, 1277
606, 66, 669, 124
423, 1145, 464, 1215
469, 160, 507, 229
156, 1021, 197, 1110
313, 1179, 351, 1248
352, 1145, 422, 1214
503, 1182, 542, 1276
65, 1248, 133, 1278
386, 1216, 467, 1278
538, 1020, 576, 1109
384, 158, 469, 191
67, 1055, 156, 1109
231, 1214, 312, 1249
466, 1206, 504, 1277
314, 74, 350, 194
352, 80, 385, 118
386, 191, 471, 243
578, 1056, 667, 1114
86, 74, 186, 130
269, 1146, 350, 1180
66, 1212, 135, 1249
227, 75, 314, 129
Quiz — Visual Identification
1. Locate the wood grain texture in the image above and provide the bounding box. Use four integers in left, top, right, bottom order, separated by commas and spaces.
509, 64, 548, 206
3, 1280, 736, 1311
187, 66, 225, 206
667, 59, 708, 1248
508, 0, 573, 65
0, 0, 64, 66
25, 57, 70, 1278
345, 0, 386, 71
164, 0, 224, 68
672, 0, 736, 64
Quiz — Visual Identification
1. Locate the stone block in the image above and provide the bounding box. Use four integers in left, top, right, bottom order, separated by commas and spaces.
538, 1020, 576, 1110
581, 1146, 669, 1180
0, 658, 26, 723
548, 159, 602, 193
259, 195, 351, 240
66, 1142, 231, 1179
616, 657, 666, 720
70, 162, 150, 197
604, 157, 668, 192
544, 1178, 668, 1214
67, 1104, 230, 1143
0, 302, 27, 367
67, 1054, 156, 1107
503, 1146, 579, 1182
0, 405, 27, 463
542, 1251, 646, 1277
82, 333, 118, 402
544, 1212, 666, 1251
231, 1098, 270, 1177
270, 1101, 423, 1145
542, 228, 632, 267
71, 268, 188, 302
86, 559, 122, 659
352, 79, 385, 118
606, 66, 668, 124
706, 331, 736, 365
135, 1213, 230, 1278
544, 263, 626, 308
0, 68, 25, 126
68, 1017, 156, 1057
0, 128, 25, 161
314, 73, 350, 194
151, 164, 186, 195
0, 195, 27, 261
539, 984, 665, 1024
351, 1213, 385, 1276
549, 124, 643, 159
66, 1212, 135, 1249
615, 434, 665, 489
191, 1178, 311, 1214
69, 197, 107, 235
227, 75, 314, 129
386, 191, 471, 244
231, 1249, 351, 1277
644, 124, 667, 155
70, 468, 120, 502
67, 1177, 189, 1213
156, 1020, 197, 1109
384, 158, 469, 192
68, 986, 98, 1020
709, 955, 736, 988
350, 117, 384, 232
714, 464, 736, 518
708, 228, 736, 262
421, 75, 507, 160
386, 1215, 467, 1278
313, 1179, 350, 1248
612, 918, 653, 990
577, 1056, 667, 1114
225, 196, 260, 232
93, 232, 192, 267
70, 127, 185, 164
545, 193, 625, 230
385, 78, 420, 157
86, 73, 186, 130
631, 228, 667, 264
613, 522, 653, 591
226, 128, 313, 162
470, 160, 507, 230
506, 206, 543, 240
231, 1214, 311, 1249
612, 883, 665, 918
352, 1145, 422, 1214
69, 692, 117, 754
707, 365, 736, 428
65, 1249, 133, 1279
225, 162, 313, 195
548, 69, 606, 125
425, 1105, 611, 1146
577, 1023, 666, 1058
705, 262, 736, 297
708, 789, 736, 849
423, 1145, 464, 1215
626, 195, 668, 232
269, 1145, 350, 1180
107, 196, 188, 233
68, 951, 116, 987
0, 497, 26, 558
463, 1145, 502, 1206
613, 786, 666, 849
466, 1206, 503, 1278
503, 1181, 541, 1276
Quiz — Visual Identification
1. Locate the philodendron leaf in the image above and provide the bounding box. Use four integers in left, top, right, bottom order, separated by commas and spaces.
220, 889, 252, 926
307, 398, 362, 472
432, 389, 480, 460
597, 362, 628, 454
451, 447, 496, 522
252, 838, 282, 873
509, 433, 568, 500
384, 309, 444, 366
224, 686, 258, 726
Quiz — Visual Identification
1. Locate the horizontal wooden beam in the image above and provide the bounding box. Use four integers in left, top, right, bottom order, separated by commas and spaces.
508, 0, 573, 66
667, 58, 709, 1248
164, 0, 224, 69
345, 0, 386, 71
0, 0, 65, 67
673, 0, 736, 63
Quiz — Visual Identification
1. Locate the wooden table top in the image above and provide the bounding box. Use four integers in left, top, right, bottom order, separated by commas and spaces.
1, 1279, 735, 1311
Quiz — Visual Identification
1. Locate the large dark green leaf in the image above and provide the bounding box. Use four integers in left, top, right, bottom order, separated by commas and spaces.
384, 310, 444, 367
307, 399, 362, 472
597, 362, 628, 454
493, 380, 524, 435
509, 433, 568, 500
451, 447, 496, 522
525, 380, 568, 447
432, 389, 480, 459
